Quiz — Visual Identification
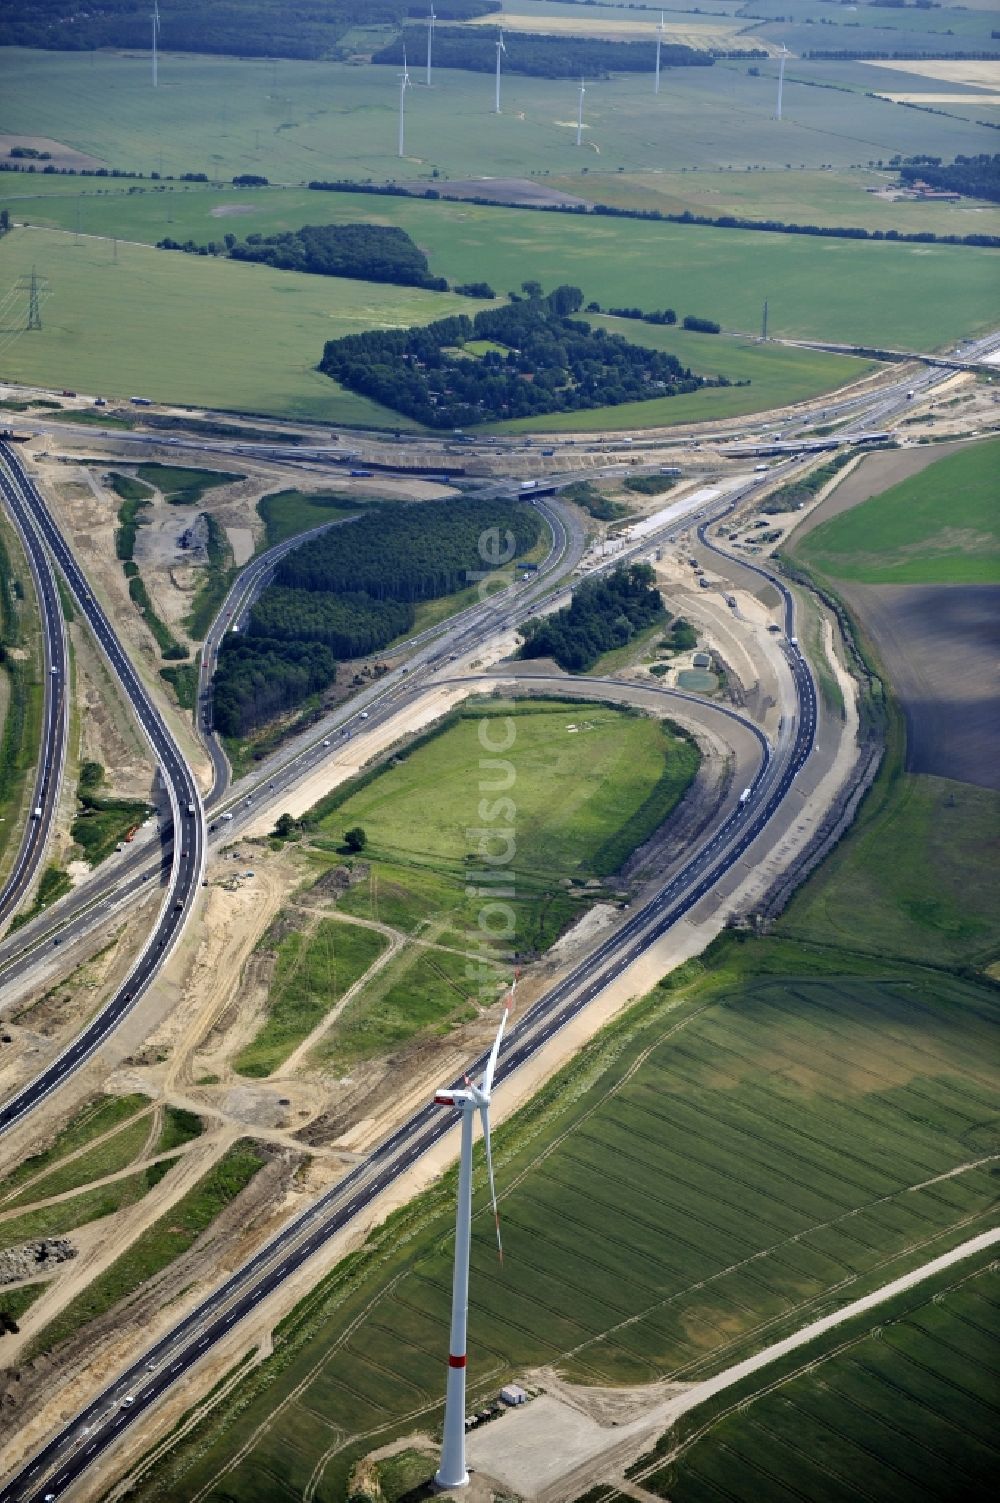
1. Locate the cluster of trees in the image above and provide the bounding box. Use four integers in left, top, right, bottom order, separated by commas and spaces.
213, 637, 336, 739
250, 587, 414, 657
373, 27, 712, 78
0, 0, 493, 58
899, 153, 1000, 204
320, 285, 709, 427
227, 223, 446, 288
606, 305, 677, 326
276, 497, 541, 602
214, 497, 540, 736
157, 222, 448, 289
519, 564, 665, 673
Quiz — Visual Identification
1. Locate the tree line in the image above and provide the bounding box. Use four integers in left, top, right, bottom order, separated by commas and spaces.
306, 179, 1000, 250
213, 497, 541, 736
157, 221, 448, 291
319, 284, 711, 427
373, 27, 712, 78
519, 564, 666, 673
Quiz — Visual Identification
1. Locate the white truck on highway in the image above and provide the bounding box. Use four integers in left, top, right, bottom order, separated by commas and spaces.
738, 788, 752, 807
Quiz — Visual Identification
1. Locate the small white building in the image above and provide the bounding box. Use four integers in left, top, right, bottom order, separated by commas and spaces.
500, 1383, 527, 1406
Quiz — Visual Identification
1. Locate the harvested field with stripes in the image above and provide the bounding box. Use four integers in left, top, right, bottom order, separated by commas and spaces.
134, 943, 999, 1502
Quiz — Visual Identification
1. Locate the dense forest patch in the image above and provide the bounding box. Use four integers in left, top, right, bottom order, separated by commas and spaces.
160, 222, 448, 292
519, 563, 666, 673
320, 285, 712, 428
0, 1, 493, 59
213, 496, 541, 737
373, 28, 713, 79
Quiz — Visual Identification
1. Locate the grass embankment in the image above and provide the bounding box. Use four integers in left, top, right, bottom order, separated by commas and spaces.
234, 918, 388, 1078
0, 1283, 46, 1328
110, 473, 189, 659
0, 1094, 150, 1198
636, 1255, 1000, 1502
3, 1107, 201, 1211
0, 1164, 172, 1253
0, 517, 43, 878
159, 662, 199, 709
134, 464, 243, 507
23, 1140, 266, 1360
70, 760, 151, 867
126, 932, 1000, 1503
185, 513, 235, 639
8, 864, 72, 931
798, 438, 1000, 585
257, 490, 364, 549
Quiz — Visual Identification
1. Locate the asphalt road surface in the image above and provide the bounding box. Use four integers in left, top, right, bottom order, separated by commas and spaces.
0, 454, 69, 928
0, 443, 205, 1139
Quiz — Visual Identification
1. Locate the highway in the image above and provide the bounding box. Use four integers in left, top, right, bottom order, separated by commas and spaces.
0, 455, 69, 929
0, 442, 205, 1138
0, 331, 989, 1497
0, 520, 813, 1503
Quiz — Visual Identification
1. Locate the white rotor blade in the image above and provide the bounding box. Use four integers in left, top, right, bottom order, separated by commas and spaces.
481, 996, 510, 1096
479, 1104, 502, 1264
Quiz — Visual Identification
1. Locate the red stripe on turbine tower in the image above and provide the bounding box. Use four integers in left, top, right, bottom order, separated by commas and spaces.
449, 1354, 467, 1368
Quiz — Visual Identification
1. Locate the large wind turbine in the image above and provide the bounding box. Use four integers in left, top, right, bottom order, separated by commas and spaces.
494, 26, 506, 115
576, 78, 586, 147
775, 43, 788, 120
152, 1, 160, 89
426, 3, 436, 88
433, 990, 513, 1490
654, 12, 664, 96
398, 48, 412, 157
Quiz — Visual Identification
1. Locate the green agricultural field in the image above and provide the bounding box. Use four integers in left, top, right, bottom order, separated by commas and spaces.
133, 463, 243, 506
645, 1256, 1000, 1503
0, 228, 482, 424
0, 48, 994, 185
781, 770, 1000, 968
5, 188, 997, 357
798, 438, 1000, 585
127, 939, 1000, 1503
234, 917, 389, 1078
552, 165, 1000, 238
315, 700, 700, 955
257, 490, 365, 548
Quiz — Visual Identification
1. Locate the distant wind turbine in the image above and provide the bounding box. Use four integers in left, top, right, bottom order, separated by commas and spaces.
576, 78, 586, 147
494, 26, 506, 115
433, 988, 514, 1490
398, 48, 412, 157
775, 43, 788, 120
152, 1, 160, 89
654, 11, 664, 97
426, 2, 436, 88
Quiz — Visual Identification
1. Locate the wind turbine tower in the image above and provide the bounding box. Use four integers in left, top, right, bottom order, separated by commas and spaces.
433, 993, 513, 1490
654, 12, 664, 96
398, 49, 412, 157
152, 1, 160, 89
426, 3, 436, 88
494, 27, 506, 114
775, 44, 788, 121
576, 78, 586, 147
